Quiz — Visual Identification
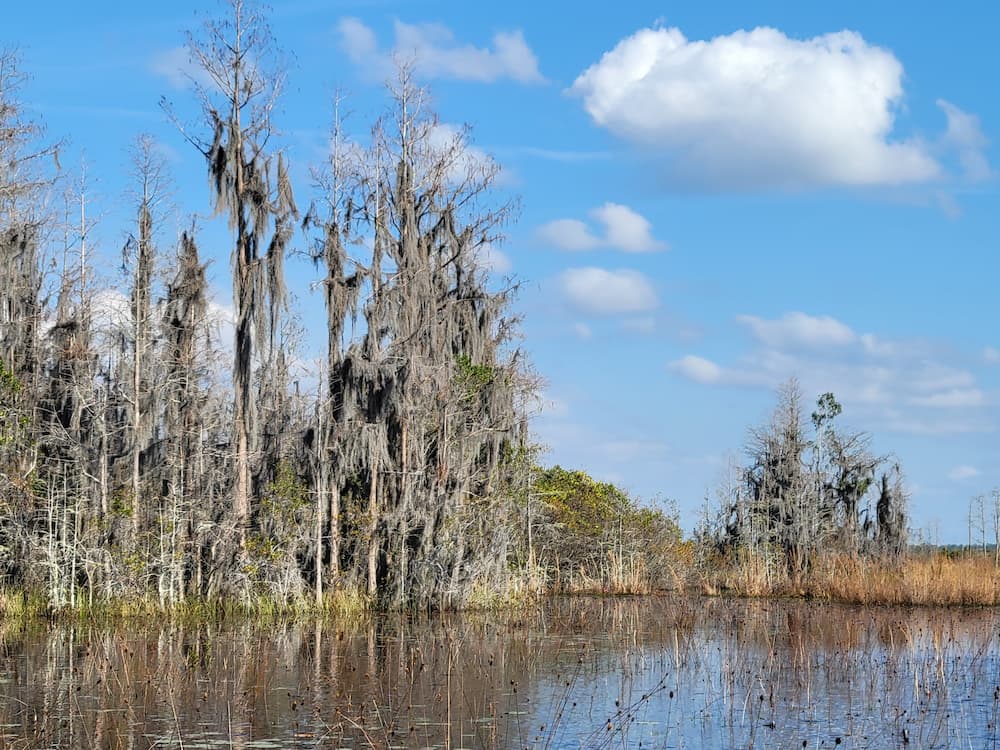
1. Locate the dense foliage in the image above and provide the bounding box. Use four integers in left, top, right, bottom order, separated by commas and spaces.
0, 4, 544, 611
531, 466, 686, 592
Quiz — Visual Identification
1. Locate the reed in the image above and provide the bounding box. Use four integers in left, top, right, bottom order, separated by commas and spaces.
703, 552, 1000, 606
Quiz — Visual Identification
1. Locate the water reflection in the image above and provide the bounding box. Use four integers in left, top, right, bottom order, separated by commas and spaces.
0, 597, 998, 748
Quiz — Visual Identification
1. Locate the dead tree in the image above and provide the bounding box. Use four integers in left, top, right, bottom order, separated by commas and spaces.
161, 231, 208, 600
168, 0, 297, 539
876, 464, 907, 558
121, 135, 170, 533
0, 50, 58, 580
743, 380, 811, 575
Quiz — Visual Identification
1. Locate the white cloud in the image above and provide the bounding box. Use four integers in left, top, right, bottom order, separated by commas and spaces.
150, 46, 213, 91
337, 17, 379, 65
883, 414, 992, 436
559, 267, 658, 315
336, 18, 544, 84
669, 355, 723, 384
572, 322, 592, 340
537, 219, 601, 251
907, 362, 976, 394
207, 297, 236, 352
569, 26, 942, 189
938, 100, 993, 182
861, 333, 900, 357
91, 289, 130, 332
669, 310, 993, 436
984, 346, 1000, 364
506, 146, 612, 163
476, 242, 512, 273
738, 312, 856, 349
591, 203, 667, 252
948, 465, 981, 481
910, 388, 985, 408
426, 122, 510, 185
538, 202, 666, 253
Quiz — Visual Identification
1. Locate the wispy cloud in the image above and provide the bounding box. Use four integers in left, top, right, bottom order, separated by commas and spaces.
336, 17, 544, 84
938, 99, 993, 182
669, 355, 722, 384
738, 312, 856, 349
149, 46, 213, 91
669, 311, 995, 436
503, 146, 612, 163
948, 465, 981, 481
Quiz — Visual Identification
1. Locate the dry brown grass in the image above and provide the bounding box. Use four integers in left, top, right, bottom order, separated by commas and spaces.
704, 553, 1000, 606
802, 554, 1000, 606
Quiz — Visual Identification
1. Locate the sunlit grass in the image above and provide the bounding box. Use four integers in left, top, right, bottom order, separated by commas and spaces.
703, 552, 1000, 606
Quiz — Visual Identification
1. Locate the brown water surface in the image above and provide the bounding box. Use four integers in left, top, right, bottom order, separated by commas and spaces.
1, 596, 998, 748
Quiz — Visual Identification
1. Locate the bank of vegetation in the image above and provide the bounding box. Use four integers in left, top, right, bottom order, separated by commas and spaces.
0, 2, 690, 617
0, 2, 991, 619
695, 382, 1000, 606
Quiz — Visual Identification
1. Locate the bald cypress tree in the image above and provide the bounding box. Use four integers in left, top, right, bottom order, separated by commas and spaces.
122, 135, 170, 534
169, 0, 297, 539
161, 231, 209, 601
311, 71, 530, 608
0, 49, 54, 581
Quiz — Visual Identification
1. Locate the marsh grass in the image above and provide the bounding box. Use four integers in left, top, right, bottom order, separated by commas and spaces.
702, 552, 1000, 606
0, 583, 378, 630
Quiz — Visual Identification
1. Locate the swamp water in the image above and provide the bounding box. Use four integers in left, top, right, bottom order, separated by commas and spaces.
0, 597, 998, 749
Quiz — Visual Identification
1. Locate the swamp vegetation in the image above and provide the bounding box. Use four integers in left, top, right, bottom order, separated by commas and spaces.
0, 0, 994, 616
0, 2, 689, 613
6, 3, 1000, 748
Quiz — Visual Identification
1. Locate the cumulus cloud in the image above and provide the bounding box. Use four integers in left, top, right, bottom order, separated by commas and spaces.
337, 17, 379, 65
559, 267, 658, 315
572, 322, 592, 340
538, 203, 667, 252
984, 346, 1000, 364
538, 219, 601, 251
569, 26, 942, 189
336, 18, 543, 84
948, 465, 981, 481
737, 312, 857, 349
591, 203, 667, 252
91, 289, 131, 331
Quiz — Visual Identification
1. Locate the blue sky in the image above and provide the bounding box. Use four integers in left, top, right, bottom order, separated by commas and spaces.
6, 0, 998, 542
